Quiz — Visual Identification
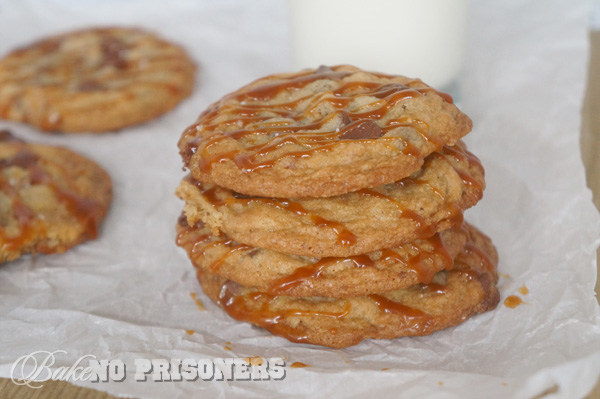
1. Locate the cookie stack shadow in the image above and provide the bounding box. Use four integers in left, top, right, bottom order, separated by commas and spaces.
175, 65, 500, 348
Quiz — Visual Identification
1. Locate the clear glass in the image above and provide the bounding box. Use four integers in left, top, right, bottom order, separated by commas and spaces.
289, 0, 467, 99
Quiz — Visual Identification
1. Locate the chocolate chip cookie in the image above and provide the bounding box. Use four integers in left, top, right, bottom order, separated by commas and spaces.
177, 143, 484, 257
0, 27, 195, 133
193, 224, 499, 349
177, 214, 472, 297
0, 130, 112, 262
179, 65, 471, 198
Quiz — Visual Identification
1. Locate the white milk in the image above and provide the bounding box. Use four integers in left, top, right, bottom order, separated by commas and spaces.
289, 0, 467, 92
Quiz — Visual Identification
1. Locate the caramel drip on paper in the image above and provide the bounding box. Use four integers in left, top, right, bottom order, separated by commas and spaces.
290, 362, 311, 368
518, 285, 529, 295
504, 295, 523, 309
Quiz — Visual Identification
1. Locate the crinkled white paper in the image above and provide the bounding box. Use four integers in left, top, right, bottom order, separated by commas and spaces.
0, 0, 599, 398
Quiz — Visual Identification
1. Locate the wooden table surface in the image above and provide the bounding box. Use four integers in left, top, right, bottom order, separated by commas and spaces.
1, 30, 599, 399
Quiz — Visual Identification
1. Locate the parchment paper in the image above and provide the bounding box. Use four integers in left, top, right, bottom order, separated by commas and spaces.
0, 0, 599, 398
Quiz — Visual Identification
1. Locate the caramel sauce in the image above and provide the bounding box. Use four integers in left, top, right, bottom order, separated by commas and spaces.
189, 292, 205, 311
179, 207, 453, 296
438, 146, 484, 193
239, 69, 353, 102
420, 283, 448, 294
404, 233, 453, 283
0, 177, 39, 251
355, 168, 467, 240
195, 180, 358, 247
218, 281, 351, 344
209, 243, 252, 272
518, 285, 529, 295
189, 142, 480, 259
290, 362, 311, 369
181, 65, 453, 172
356, 187, 427, 227
244, 357, 264, 366
376, 232, 453, 285
462, 241, 495, 275
185, 329, 195, 335
368, 294, 432, 330
0, 144, 102, 252
267, 254, 374, 294
503, 295, 523, 309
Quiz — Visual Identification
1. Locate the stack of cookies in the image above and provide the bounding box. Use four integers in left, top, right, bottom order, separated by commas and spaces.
176, 65, 499, 348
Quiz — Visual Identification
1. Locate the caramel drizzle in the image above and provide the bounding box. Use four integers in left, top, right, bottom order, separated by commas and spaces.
462, 241, 496, 276
209, 243, 252, 272
356, 183, 464, 240
179, 213, 455, 296
0, 177, 39, 251
217, 280, 351, 344
194, 180, 357, 247
439, 144, 485, 192
0, 147, 102, 252
181, 65, 453, 171
267, 232, 454, 295
191, 141, 481, 249
268, 255, 374, 294
368, 294, 432, 327
208, 231, 499, 341
177, 223, 254, 274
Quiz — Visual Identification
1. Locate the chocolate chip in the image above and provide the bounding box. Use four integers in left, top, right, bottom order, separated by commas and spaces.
78, 79, 104, 92
339, 120, 382, 140
177, 214, 189, 227
315, 65, 333, 74
232, 191, 256, 200
371, 83, 410, 99
247, 249, 260, 258
339, 111, 352, 126
101, 36, 128, 69
0, 130, 24, 143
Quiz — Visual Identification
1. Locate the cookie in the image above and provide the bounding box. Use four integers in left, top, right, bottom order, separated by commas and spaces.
0, 130, 112, 263
178, 64, 472, 198
0, 27, 195, 133
177, 143, 484, 257
177, 214, 469, 297
193, 224, 499, 348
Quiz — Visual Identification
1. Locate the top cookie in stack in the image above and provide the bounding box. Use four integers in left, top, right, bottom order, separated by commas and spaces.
178, 65, 471, 198
176, 65, 499, 348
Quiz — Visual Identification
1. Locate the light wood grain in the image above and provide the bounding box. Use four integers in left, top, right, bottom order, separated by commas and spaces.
581, 28, 600, 399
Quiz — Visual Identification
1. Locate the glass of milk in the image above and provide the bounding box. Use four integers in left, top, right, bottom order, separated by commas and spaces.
289, 0, 468, 98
